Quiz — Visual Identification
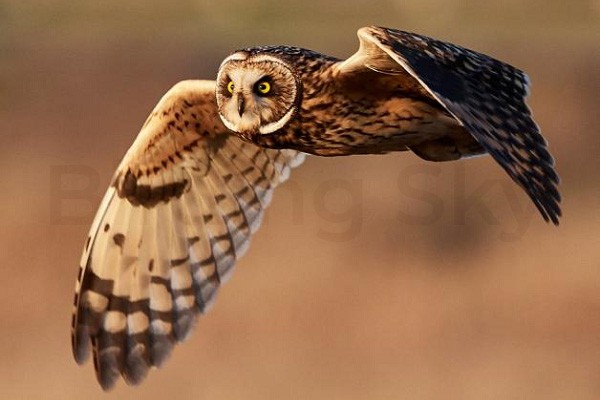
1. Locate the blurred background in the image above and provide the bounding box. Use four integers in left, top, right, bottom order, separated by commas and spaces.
1, 0, 600, 398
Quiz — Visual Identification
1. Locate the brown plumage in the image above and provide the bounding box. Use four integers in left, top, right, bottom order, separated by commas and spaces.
72, 26, 560, 390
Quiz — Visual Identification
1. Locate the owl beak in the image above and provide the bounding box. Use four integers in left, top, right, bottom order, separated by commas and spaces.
237, 95, 245, 117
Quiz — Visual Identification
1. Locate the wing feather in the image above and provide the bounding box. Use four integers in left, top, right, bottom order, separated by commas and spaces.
72, 80, 305, 389
340, 26, 560, 224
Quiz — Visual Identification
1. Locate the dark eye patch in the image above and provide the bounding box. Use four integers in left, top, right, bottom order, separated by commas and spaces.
220, 75, 234, 97
254, 76, 276, 96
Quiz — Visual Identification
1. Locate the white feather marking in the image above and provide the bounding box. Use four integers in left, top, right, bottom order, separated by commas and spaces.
258, 105, 296, 135
170, 265, 193, 291
150, 319, 172, 336
175, 295, 195, 311
149, 283, 172, 312
104, 311, 127, 333
287, 151, 306, 168
220, 115, 241, 133
127, 312, 149, 335
83, 291, 109, 313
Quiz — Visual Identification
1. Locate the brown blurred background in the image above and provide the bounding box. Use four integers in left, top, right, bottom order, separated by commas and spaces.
1, 1, 600, 398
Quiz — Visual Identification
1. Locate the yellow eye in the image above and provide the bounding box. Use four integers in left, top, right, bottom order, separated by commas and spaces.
256, 81, 271, 95
227, 81, 235, 94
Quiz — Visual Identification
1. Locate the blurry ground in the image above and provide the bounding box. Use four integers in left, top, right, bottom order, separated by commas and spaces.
1, 1, 600, 399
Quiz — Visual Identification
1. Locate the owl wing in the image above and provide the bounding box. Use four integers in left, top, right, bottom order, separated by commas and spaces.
71, 80, 305, 390
338, 26, 560, 224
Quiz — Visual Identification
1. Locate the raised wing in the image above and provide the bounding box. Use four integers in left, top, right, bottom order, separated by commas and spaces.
338, 26, 561, 224
71, 80, 305, 389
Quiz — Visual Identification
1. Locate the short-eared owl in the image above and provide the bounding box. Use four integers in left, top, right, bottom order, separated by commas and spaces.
72, 26, 560, 389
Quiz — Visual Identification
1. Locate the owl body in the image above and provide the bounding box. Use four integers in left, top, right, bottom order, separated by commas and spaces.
225, 45, 479, 159
72, 27, 560, 390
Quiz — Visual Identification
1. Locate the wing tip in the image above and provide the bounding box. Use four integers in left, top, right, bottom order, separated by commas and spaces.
123, 351, 151, 386
547, 200, 562, 226
539, 203, 561, 226
93, 346, 121, 391
525, 178, 561, 226
72, 330, 91, 365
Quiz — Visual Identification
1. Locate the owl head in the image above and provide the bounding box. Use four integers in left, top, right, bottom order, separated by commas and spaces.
216, 52, 302, 137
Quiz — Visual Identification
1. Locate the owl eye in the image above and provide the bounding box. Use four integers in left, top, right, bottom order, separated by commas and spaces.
227, 81, 235, 94
255, 81, 271, 95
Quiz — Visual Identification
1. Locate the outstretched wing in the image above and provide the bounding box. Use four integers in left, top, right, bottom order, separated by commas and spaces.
71, 80, 305, 390
338, 26, 560, 224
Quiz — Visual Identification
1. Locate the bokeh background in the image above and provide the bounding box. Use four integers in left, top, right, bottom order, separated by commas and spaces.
1, 1, 600, 398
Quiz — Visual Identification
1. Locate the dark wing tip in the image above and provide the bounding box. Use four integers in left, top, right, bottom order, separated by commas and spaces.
496, 130, 561, 225
122, 334, 152, 385
82, 303, 179, 390
72, 326, 91, 365
363, 27, 562, 224
526, 177, 561, 226
92, 338, 122, 391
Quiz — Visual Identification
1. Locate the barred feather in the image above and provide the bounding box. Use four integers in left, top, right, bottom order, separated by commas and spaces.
341, 26, 560, 223
71, 80, 305, 390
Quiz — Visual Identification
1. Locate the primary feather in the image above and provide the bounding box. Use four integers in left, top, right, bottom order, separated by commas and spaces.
339, 27, 560, 223
71, 80, 305, 389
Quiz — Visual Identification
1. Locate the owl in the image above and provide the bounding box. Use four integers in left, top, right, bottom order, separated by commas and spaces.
72, 26, 560, 389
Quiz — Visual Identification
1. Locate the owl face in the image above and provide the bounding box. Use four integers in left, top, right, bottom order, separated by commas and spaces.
216, 53, 301, 137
